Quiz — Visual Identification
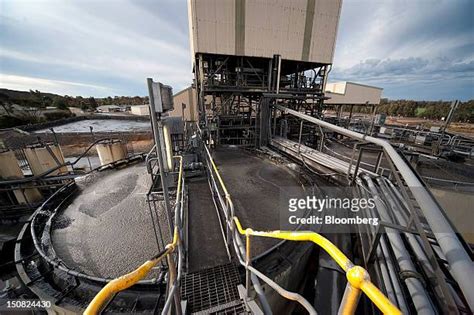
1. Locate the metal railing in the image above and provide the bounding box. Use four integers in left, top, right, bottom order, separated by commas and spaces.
198, 125, 400, 314
233, 217, 401, 315
274, 105, 474, 311
84, 155, 184, 315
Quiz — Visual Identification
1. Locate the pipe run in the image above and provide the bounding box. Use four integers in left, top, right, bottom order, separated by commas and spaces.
275, 104, 474, 311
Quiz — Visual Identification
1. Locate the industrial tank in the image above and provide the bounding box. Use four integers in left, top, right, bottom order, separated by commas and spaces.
188, 0, 342, 63
0, 149, 43, 204
96, 139, 128, 166
24, 144, 67, 176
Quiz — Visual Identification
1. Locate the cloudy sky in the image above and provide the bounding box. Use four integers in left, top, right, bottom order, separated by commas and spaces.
0, 0, 473, 100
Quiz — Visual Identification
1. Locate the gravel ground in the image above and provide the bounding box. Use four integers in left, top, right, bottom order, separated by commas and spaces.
51, 163, 167, 279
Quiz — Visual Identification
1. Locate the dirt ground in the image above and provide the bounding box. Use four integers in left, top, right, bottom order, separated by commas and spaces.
324, 110, 474, 137
385, 117, 474, 136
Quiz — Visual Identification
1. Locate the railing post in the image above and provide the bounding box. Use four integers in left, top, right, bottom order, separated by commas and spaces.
225, 197, 231, 249
245, 233, 251, 298
298, 120, 304, 153
338, 283, 361, 315
167, 254, 182, 315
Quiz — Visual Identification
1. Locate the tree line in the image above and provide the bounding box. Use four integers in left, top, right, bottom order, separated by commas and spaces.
0, 89, 150, 128
339, 99, 474, 123
0, 89, 149, 111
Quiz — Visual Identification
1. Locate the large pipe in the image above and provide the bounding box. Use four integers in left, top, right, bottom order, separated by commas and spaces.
276, 105, 474, 310
364, 175, 435, 314
358, 184, 409, 314
275, 55, 282, 94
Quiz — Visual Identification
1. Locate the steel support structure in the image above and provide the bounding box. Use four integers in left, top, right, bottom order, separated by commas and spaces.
193, 53, 330, 147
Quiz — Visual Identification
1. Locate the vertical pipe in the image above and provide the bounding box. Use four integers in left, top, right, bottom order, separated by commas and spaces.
198, 54, 206, 125
267, 59, 273, 91
298, 121, 304, 153
368, 104, 377, 135
348, 105, 354, 127
276, 55, 282, 94
246, 233, 251, 298
337, 283, 361, 315
166, 254, 182, 315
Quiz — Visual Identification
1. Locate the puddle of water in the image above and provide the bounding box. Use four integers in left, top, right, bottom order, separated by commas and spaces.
430, 188, 474, 244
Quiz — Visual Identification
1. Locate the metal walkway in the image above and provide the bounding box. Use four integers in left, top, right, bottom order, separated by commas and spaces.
187, 176, 229, 272
181, 263, 245, 314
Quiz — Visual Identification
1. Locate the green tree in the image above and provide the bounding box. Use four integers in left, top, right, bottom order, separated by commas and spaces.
53, 98, 68, 110
0, 92, 13, 115
88, 97, 98, 109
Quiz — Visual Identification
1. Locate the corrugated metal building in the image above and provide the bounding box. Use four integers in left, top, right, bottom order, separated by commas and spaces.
325, 82, 383, 105
187, 0, 344, 144
188, 0, 342, 64
169, 87, 198, 122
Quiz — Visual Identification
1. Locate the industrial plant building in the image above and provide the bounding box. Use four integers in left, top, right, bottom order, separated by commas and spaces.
0, 1, 473, 315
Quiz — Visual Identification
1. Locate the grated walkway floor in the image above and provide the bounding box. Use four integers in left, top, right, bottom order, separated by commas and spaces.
181, 263, 242, 314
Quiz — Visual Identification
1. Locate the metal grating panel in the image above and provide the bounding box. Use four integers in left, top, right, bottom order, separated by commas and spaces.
181, 263, 242, 313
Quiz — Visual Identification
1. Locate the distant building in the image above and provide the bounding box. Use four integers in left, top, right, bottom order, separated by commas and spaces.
68, 107, 84, 115
130, 105, 150, 116
96, 105, 121, 113
169, 87, 198, 122
325, 82, 383, 105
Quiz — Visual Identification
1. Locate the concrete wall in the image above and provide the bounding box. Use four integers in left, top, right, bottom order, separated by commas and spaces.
188, 0, 342, 64
325, 82, 383, 105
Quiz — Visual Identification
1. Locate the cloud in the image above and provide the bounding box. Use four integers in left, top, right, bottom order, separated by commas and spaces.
330, 0, 474, 100
0, 0, 193, 96
0, 74, 114, 96
0, 0, 472, 99
333, 57, 474, 81
330, 57, 474, 100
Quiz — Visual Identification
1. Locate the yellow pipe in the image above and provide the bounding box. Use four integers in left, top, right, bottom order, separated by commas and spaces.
360, 281, 402, 315
338, 283, 361, 315
203, 144, 230, 197
174, 155, 183, 203
233, 217, 401, 315
234, 217, 352, 271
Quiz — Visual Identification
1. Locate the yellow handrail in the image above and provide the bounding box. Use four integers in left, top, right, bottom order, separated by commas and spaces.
233, 217, 402, 315
202, 143, 230, 197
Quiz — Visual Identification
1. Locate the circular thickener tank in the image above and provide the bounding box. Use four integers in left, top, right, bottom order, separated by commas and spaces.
24, 144, 67, 176
96, 140, 128, 166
